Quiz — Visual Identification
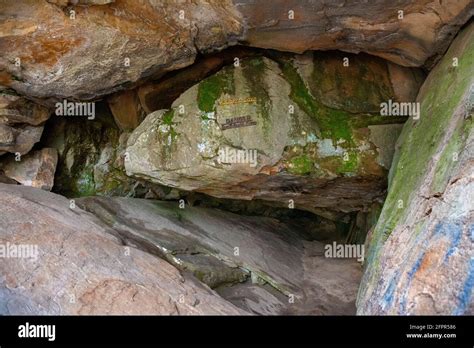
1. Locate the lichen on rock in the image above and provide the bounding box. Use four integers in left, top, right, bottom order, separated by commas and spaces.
125, 52, 420, 215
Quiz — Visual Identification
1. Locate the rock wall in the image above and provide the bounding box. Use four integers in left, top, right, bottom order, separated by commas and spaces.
357, 23, 474, 315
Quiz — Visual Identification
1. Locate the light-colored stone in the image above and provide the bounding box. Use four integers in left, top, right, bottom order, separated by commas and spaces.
0, 184, 244, 315
77, 195, 363, 315
0, 88, 50, 155
125, 54, 413, 214
1, 148, 58, 191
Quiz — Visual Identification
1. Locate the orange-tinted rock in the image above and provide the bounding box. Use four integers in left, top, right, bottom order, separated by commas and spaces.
107, 89, 144, 131
0, 1, 472, 100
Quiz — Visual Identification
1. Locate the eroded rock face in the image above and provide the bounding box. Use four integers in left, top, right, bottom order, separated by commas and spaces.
357, 24, 474, 315
0, 0, 243, 100
0, 184, 362, 315
107, 90, 145, 131
0, 148, 58, 191
0, 0, 471, 100
0, 88, 50, 155
42, 110, 163, 198
125, 53, 420, 214
76, 196, 362, 315
0, 184, 244, 315
236, 0, 474, 67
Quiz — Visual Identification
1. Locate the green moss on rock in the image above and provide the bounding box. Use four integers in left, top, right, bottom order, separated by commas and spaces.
288, 155, 314, 175
197, 67, 235, 112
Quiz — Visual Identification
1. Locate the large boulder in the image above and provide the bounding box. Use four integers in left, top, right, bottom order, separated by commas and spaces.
125, 52, 421, 215
0, 0, 472, 100
357, 23, 474, 315
0, 0, 243, 100
0, 184, 244, 315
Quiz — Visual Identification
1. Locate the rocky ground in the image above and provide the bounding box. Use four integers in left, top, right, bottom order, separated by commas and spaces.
0, 1, 472, 315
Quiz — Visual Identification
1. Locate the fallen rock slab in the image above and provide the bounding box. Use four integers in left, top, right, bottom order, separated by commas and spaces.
0, 184, 244, 315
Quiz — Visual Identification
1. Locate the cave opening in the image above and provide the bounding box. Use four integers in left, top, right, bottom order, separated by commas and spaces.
22, 45, 422, 315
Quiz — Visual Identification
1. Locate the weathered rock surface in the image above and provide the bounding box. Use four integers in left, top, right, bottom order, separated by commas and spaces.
107, 90, 145, 131
1, 0, 471, 100
0, 0, 242, 100
77, 196, 362, 315
42, 107, 161, 198
0, 88, 50, 155
0, 184, 245, 315
0, 184, 362, 315
125, 53, 418, 215
42, 114, 132, 197
0, 148, 58, 191
357, 24, 474, 315
137, 47, 261, 114
236, 0, 474, 68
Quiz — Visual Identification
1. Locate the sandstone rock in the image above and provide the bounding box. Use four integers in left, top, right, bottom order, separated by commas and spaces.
77, 196, 306, 296
0, 0, 243, 100
0, 184, 244, 315
0, 88, 50, 155
47, 0, 115, 6
236, 0, 474, 67
107, 90, 144, 131
0, 124, 44, 156
0, 88, 50, 125
77, 195, 362, 314
1, 1, 471, 100
357, 24, 474, 315
42, 107, 151, 197
125, 53, 416, 215
287, 241, 363, 315
1, 148, 58, 191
